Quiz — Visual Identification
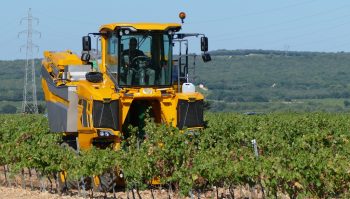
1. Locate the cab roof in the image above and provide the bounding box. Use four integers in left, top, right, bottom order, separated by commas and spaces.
99, 23, 181, 32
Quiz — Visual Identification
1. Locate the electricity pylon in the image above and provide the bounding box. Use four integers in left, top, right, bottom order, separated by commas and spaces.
19, 8, 41, 114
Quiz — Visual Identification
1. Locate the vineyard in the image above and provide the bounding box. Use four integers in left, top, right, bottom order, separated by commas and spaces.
0, 113, 350, 198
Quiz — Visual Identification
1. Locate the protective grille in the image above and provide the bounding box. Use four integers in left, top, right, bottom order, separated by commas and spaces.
177, 100, 204, 129
93, 100, 119, 130
82, 100, 88, 127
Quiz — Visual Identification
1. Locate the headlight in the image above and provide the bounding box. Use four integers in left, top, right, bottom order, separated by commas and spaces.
98, 130, 114, 137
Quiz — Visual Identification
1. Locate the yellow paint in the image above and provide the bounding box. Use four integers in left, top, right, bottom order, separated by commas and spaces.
100, 38, 107, 73
41, 78, 69, 106
60, 171, 67, 183
44, 50, 82, 68
100, 23, 181, 32
93, 176, 100, 188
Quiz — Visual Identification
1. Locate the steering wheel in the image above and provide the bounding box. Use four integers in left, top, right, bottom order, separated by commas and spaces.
130, 56, 151, 71
127, 56, 152, 85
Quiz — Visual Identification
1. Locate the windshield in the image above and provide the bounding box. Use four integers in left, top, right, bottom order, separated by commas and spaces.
106, 32, 172, 87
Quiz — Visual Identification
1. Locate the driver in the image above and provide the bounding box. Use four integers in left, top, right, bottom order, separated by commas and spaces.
122, 37, 145, 64
122, 37, 155, 85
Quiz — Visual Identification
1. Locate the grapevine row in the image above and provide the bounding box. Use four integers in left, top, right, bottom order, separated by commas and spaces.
0, 113, 349, 198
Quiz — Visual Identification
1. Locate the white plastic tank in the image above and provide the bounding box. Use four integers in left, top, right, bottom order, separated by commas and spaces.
182, 83, 196, 93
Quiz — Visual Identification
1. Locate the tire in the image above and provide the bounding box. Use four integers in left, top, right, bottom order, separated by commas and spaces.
86, 72, 103, 83
98, 172, 117, 192
57, 143, 77, 193
57, 172, 92, 193
95, 170, 125, 192
57, 171, 75, 193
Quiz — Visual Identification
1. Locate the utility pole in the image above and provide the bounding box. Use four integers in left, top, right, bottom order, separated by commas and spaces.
19, 8, 41, 114
284, 44, 290, 57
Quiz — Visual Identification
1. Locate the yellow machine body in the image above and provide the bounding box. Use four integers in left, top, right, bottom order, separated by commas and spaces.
42, 23, 205, 151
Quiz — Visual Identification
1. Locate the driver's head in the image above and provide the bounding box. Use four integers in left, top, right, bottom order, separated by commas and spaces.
129, 37, 137, 50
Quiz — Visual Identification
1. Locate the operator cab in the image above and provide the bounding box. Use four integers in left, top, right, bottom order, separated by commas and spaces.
81, 22, 211, 89
106, 30, 174, 87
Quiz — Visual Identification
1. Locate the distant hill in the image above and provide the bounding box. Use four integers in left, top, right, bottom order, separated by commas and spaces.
198, 49, 350, 101
0, 59, 43, 102
196, 50, 350, 111
2, 50, 350, 112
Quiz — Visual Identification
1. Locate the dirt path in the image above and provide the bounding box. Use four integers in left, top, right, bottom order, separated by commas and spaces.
0, 186, 180, 199
0, 185, 268, 199
0, 186, 83, 199
0, 166, 268, 198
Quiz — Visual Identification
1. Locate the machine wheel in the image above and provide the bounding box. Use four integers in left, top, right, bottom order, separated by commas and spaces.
57, 171, 76, 192
57, 143, 76, 192
97, 172, 117, 192
94, 170, 125, 192
86, 72, 103, 83
57, 172, 92, 193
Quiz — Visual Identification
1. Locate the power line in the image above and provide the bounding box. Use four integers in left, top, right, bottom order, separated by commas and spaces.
292, 30, 350, 50
189, 0, 318, 25
265, 20, 350, 49
18, 8, 40, 114
211, 4, 350, 39
211, 10, 350, 51
35, 10, 99, 26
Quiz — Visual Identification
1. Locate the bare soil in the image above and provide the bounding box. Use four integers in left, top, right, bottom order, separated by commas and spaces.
0, 186, 82, 199
0, 185, 268, 199
0, 166, 270, 198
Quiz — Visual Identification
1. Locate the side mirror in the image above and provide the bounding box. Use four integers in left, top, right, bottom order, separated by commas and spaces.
202, 53, 211, 62
82, 36, 91, 51
81, 53, 90, 62
200, 36, 208, 52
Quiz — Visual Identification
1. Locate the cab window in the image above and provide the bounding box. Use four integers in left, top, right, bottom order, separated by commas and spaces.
106, 35, 118, 73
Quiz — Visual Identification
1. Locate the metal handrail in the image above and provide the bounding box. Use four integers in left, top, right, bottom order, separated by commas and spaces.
105, 66, 120, 92
175, 54, 197, 92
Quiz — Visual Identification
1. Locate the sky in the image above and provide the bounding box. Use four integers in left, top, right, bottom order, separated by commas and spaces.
1, 0, 350, 60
